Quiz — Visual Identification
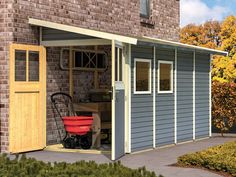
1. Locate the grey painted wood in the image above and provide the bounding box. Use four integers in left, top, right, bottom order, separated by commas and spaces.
131, 45, 154, 152
177, 51, 193, 142
130, 45, 211, 152
42, 27, 96, 41
156, 47, 175, 146
195, 53, 210, 139
114, 82, 125, 160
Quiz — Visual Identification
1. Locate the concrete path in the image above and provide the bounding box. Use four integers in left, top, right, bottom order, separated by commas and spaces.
25, 135, 236, 177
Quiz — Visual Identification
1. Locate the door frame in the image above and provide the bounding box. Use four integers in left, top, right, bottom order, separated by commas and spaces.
9, 44, 47, 153
111, 41, 131, 160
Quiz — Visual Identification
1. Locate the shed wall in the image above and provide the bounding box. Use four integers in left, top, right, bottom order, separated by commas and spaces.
177, 51, 193, 142
155, 47, 175, 146
131, 45, 154, 152
130, 45, 211, 152
195, 53, 210, 138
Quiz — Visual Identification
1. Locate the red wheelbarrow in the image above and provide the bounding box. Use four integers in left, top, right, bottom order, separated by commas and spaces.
51, 92, 93, 149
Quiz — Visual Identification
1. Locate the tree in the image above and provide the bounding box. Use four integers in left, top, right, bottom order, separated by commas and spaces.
180, 20, 221, 48
180, 16, 236, 83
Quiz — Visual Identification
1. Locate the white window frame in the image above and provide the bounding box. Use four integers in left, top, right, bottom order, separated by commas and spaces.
158, 60, 173, 94
134, 58, 152, 94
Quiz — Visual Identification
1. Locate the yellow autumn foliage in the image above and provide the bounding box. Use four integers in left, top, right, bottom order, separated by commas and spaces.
181, 16, 236, 83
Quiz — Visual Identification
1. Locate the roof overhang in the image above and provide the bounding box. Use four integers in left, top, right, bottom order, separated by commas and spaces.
28, 18, 138, 45
140, 36, 228, 56
28, 18, 228, 56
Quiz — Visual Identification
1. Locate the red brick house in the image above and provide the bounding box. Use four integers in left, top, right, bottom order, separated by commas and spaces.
0, 0, 226, 160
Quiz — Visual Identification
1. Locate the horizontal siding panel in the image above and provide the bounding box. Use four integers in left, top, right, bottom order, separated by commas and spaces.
131, 107, 153, 113
131, 121, 153, 128
156, 132, 174, 139
132, 131, 153, 139
132, 140, 153, 148
131, 112, 153, 119
156, 110, 175, 116
131, 136, 153, 144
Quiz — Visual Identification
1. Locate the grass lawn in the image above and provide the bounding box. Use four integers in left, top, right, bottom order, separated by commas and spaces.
0, 154, 162, 177
177, 141, 236, 177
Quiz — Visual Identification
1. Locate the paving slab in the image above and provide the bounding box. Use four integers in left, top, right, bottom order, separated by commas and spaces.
25, 135, 236, 177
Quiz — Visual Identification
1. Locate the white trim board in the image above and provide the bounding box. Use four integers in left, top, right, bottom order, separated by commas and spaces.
157, 60, 174, 94
153, 46, 156, 148
29, 18, 137, 45
174, 49, 177, 144
193, 51, 196, 140
209, 54, 212, 137
133, 58, 152, 95
128, 44, 132, 153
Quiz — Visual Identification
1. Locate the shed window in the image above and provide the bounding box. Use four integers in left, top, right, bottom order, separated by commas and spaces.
134, 59, 152, 94
158, 61, 173, 93
140, 0, 150, 17
74, 51, 106, 69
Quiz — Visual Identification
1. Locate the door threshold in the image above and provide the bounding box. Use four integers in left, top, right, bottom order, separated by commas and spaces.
45, 144, 111, 154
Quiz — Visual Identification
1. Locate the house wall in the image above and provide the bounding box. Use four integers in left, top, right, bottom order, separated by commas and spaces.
12, 0, 180, 43
130, 44, 211, 152
0, 0, 14, 152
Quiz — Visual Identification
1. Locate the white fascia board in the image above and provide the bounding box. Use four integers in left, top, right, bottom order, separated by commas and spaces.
29, 18, 138, 45
141, 36, 228, 56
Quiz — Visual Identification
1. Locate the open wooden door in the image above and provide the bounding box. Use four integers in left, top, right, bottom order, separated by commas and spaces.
9, 44, 46, 153
111, 41, 125, 160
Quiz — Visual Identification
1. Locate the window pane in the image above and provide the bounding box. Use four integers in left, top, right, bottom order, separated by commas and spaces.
15, 50, 27, 81
160, 63, 171, 91
29, 51, 40, 81
136, 61, 150, 92
97, 54, 105, 68
140, 0, 148, 16
74, 52, 82, 67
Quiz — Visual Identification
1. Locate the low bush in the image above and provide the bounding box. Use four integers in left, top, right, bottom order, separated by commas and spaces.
0, 154, 161, 177
177, 141, 236, 176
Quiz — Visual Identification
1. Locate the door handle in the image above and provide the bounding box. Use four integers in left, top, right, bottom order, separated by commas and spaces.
109, 87, 113, 100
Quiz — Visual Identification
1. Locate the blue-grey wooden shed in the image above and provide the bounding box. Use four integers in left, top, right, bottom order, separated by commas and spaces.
27, 19, 227, 161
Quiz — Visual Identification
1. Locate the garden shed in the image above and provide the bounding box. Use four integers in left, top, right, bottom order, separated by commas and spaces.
8, 18, 227, 161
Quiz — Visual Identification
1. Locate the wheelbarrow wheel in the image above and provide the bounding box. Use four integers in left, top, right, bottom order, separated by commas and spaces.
63, 137, 76, 149
80, 135, 91, 149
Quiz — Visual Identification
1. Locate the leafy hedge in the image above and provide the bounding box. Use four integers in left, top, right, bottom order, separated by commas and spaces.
212, 81, 236, 136
177, 141, 236, 176
0, 154, 161, 177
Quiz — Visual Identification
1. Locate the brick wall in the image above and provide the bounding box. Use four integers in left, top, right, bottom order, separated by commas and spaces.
12, 0, 180, 43
0, 0, 14, 152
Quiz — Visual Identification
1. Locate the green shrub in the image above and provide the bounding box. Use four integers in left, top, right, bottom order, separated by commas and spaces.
0, 154, 161, 177
177, 141, 236, 176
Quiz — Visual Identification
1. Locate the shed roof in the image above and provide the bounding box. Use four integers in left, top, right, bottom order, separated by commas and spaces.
28, 18, 228, 56
139, 36, 228, 56
28, 18, 138, 45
